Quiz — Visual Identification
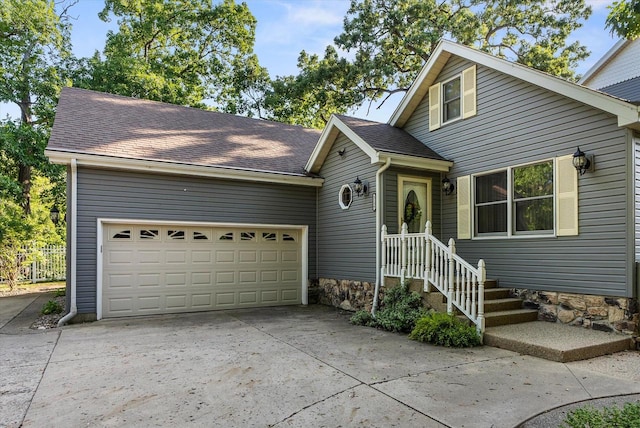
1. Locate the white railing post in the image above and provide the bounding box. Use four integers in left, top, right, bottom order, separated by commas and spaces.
381, 225, 388, 280
477, 259, 486, 336
447, 238, 455, 315
400, 223, 408, 284
424, 221, 432, 292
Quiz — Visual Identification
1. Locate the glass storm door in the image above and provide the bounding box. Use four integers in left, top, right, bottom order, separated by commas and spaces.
398, 176, 432, 233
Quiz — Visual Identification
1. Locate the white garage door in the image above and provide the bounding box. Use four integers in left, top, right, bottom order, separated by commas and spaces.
102, 224, 302, 318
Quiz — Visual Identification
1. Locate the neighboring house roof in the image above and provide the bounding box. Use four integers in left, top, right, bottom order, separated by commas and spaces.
579, 38, 640, 89
47, 87, 324, 187
305, 114, 452, 174
390, 40, 640, 130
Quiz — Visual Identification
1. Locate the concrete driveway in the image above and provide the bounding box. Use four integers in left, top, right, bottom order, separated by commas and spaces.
2, 304, 640, 428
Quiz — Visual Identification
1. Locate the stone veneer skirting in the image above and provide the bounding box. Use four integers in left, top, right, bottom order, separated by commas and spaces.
310, 278, 640, 337
512, 289, 638, 335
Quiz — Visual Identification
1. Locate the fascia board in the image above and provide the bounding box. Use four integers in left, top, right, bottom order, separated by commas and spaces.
376, 152, 452, 172
305, 115, 379, 173
46, 149, 324, 187
390, 41, 451, 127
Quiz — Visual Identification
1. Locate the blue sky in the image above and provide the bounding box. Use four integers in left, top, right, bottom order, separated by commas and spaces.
0, 0, 623, 122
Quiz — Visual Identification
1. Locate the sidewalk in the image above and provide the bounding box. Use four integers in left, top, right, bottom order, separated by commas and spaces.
1, 298, 639, 427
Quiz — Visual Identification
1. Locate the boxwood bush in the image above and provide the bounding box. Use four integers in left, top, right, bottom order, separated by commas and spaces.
409, 312, 481, 347
561, 402, 640, 428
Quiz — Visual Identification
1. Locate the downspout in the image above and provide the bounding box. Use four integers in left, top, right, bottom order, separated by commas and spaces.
58, 159, 77, 326
372, 158, 392, 315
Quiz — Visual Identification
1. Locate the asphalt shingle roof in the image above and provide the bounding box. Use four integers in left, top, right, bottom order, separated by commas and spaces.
48, 87, 322, 175
335, 115, 447, 161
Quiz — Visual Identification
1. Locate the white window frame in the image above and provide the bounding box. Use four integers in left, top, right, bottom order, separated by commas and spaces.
472, 159, 556, 240
339, 184, 353, 210
441, 75, 462, 125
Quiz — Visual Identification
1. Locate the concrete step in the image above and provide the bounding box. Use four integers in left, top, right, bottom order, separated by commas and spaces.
483, 288, 511, 300
484, 298, 523, 313
484, 321, 633, 362
484, 309, 538, 327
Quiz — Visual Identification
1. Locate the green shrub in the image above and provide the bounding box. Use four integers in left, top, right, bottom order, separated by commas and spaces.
41, 300, 63, 315
561, 402, 640, 428
350, 310, 376, 327
350, 281, 429, 333
409, 312, 481, 347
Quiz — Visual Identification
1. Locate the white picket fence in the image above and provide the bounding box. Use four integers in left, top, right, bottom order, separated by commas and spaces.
0, 245, 66, 284
381, 221, 486, 334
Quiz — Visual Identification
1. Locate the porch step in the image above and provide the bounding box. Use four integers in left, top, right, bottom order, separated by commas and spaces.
484, 298, 524, 313
484, 308, 538, 327
484, 321, 632, 362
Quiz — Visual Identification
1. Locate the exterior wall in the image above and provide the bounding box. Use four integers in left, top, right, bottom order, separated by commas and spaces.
404, 55, 633, 297
585, 39, 640, 89
75, 167, 317, 314
316, 134, 378, 282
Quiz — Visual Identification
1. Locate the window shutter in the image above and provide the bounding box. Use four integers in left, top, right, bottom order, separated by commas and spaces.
556, 155, 578, 236
457, 175, 471, 239
462, 65, 477, 119
428, 84, 441, 131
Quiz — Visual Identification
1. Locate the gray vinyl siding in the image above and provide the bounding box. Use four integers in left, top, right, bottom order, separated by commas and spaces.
75, 168, 317, 314
317, 134, 378, 281
404, 56, 633, 297
383, 168, 442, 237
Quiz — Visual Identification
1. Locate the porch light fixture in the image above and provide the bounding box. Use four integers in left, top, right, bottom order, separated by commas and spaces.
353, 176, 368, 197
50, 206, 60, 225
442, 176, 455, 195
572, 147, 592, 176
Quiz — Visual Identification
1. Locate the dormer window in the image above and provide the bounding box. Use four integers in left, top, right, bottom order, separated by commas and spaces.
442, 76, 461, 123
429, 65, 477, 131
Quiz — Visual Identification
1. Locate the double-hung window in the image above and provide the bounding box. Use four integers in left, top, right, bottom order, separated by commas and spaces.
442, 76, 461, 123
474, 160, 554, 237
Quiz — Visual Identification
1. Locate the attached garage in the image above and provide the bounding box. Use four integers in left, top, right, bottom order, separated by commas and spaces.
98, 222, 306, 319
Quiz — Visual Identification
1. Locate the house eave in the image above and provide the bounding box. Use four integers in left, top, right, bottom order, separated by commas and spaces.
375, 152, 453, 172
46, 149, 325, 187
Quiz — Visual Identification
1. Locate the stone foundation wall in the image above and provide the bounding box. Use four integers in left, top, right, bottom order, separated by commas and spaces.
511, 289, 639, 335
311, 278, 381, 312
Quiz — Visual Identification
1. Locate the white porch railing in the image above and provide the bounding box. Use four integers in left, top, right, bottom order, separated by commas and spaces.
0, 245, 66, 284
381, 221, 486, 334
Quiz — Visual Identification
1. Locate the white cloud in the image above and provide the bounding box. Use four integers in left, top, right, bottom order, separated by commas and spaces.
584, 0, 613, 12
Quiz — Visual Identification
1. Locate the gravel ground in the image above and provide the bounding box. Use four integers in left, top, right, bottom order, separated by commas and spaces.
0, 283, 66, 329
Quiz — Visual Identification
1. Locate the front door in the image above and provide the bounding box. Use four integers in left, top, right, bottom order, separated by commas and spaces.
398, 176, 432, 233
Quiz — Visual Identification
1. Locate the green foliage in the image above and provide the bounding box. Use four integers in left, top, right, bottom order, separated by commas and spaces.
54, 288, 65, 297
561, 402, 640, 428
41, 299, 63, 315
0, 178, 63, 290
606, 0, 640, 40
73, 0, 269, 114
350, 310, 376, 327
0, 0, 72, 214
351, 282, 429, 333
409, 312, 481, 347
266, 0, 591, 127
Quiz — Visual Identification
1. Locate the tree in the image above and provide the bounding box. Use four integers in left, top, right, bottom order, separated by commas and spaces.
606, 0, 640, 39
264, 0, 592, 127
0, 0, 72, 214
73, 0, 269, 113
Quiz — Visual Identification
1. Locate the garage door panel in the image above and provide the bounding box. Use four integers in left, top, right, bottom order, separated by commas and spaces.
103, 224, 302, 318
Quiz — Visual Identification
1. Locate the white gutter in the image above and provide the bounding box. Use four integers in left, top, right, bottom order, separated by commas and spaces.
372, 158, 392, 315
57, 159, 77, 326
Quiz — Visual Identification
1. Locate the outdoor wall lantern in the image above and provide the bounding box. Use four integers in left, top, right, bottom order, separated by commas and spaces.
50, 206, 60, 225
353, 176, 368, 197
442, 176, 455, 195
572, 147, 593, 176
